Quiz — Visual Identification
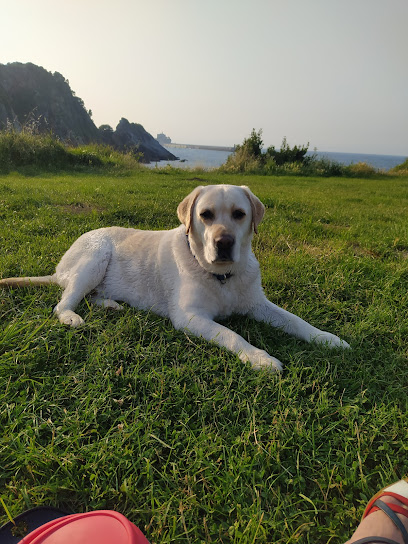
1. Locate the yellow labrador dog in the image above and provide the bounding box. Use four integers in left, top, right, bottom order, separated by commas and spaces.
0, 185, 349, 371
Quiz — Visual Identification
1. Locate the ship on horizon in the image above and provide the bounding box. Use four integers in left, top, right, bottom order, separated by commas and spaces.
156, 132, 172, 145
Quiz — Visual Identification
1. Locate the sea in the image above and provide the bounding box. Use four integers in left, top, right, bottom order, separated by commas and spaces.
147, 146, 407, 172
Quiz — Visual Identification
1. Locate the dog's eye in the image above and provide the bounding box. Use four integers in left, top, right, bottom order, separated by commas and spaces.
200, 210, 214, 220
232, 209, 246, 220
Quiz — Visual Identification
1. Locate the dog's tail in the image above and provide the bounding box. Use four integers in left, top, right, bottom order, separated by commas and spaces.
0, 274, 57, 288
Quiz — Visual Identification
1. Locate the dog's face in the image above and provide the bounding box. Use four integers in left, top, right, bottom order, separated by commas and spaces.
178, 185, 265, 273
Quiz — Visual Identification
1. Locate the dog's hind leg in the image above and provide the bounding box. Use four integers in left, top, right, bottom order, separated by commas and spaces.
55, 267, 110, 326
54, 236, 113, 327
54, 278, 92, 326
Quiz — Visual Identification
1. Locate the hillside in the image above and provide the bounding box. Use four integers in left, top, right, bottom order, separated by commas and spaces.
0, 62, 176, 163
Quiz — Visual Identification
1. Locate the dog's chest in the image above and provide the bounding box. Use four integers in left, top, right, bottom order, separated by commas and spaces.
209, 277, 254, 317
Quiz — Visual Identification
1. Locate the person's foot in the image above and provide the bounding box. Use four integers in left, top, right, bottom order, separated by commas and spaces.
347, 491, 408, 544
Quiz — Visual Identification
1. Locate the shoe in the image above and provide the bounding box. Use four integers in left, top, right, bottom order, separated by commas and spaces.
352, 479, 408, 544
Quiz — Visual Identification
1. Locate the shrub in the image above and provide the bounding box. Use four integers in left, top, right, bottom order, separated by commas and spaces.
265, 136, 311, 166
389, 158, 408, 175
303, 157, 347, 177
238, 128, 264, 158
345, 162, 379, 178
221, 130, 313, 174
220, 129, 387, 178
221, 129, 264, 173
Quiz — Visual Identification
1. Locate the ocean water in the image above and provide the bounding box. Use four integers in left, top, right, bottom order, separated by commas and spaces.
147, 146, 407, 172
312, 151, 407, 171
148, 146, 233, 170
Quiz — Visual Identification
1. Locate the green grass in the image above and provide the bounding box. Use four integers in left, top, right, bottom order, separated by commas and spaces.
0, 130, 142, 174
1, 169, 408, 543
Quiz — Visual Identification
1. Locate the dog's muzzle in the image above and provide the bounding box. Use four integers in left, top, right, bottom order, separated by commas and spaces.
214, 234, 235, 262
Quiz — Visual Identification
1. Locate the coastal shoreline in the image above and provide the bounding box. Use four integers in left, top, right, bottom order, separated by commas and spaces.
146, 146, 407, 171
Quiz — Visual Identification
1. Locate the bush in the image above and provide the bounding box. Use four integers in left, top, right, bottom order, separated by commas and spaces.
221, 130, 313, 174
302, 157, 347, 177
345, 162, 379, 178
220, 129, 387, 178
265, 136, 311, 166
220, 129, 264, 173
389, 158, 408, 175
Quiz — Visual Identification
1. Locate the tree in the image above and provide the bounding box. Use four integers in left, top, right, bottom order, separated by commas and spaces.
99, 124, 113, 133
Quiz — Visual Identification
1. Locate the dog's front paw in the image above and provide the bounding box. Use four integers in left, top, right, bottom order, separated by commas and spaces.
313, 331, 350, 350
250, 349, 283, 372
55, 309, 85, 327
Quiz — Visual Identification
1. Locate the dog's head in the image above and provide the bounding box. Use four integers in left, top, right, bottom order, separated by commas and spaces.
177, 184, 265, 274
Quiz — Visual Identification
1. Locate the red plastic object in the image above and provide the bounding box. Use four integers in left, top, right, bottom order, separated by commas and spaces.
20, 510, 150, 543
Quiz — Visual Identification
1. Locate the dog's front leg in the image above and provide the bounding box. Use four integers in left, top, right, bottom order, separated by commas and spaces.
249, 298, 350, 349
172, 312, 282, 372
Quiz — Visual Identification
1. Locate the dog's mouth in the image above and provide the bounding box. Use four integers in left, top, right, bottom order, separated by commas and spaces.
213, 256, 234, 264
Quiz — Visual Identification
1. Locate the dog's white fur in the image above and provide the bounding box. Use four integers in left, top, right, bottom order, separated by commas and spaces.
0, 184, 350, 371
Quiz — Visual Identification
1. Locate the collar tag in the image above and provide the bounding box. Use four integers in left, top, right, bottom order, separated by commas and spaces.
213, 272, 233, 284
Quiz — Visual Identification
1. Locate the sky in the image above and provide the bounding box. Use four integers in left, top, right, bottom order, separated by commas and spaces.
1, 0, 407, 156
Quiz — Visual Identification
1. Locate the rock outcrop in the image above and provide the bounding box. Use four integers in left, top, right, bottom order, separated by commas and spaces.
0, 62, 176, 163
0, 62, 100, 144
100, 118, 176, 163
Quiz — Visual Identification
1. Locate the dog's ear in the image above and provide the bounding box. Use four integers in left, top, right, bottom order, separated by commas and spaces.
177, 186, 203, 234
241, 186, 265, 234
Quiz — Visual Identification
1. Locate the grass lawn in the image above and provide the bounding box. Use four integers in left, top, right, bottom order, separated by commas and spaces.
1, 169, 407, 543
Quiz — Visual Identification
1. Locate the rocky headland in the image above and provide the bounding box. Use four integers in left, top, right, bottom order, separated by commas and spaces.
0, 62, 176, 163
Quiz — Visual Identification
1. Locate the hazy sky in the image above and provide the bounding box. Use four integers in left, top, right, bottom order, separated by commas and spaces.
1, 0, 407, 155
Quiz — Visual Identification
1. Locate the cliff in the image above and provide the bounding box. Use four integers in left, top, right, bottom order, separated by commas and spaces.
0, 62, 100, 144
0, 62, 176, 163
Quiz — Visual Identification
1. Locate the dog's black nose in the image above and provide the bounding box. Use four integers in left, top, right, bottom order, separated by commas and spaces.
215, 234, 235, 261
215, 234, 235, 250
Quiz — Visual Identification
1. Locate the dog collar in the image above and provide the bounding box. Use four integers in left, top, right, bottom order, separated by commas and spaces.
186, 235, 233, 284
212, 272, 233, 284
